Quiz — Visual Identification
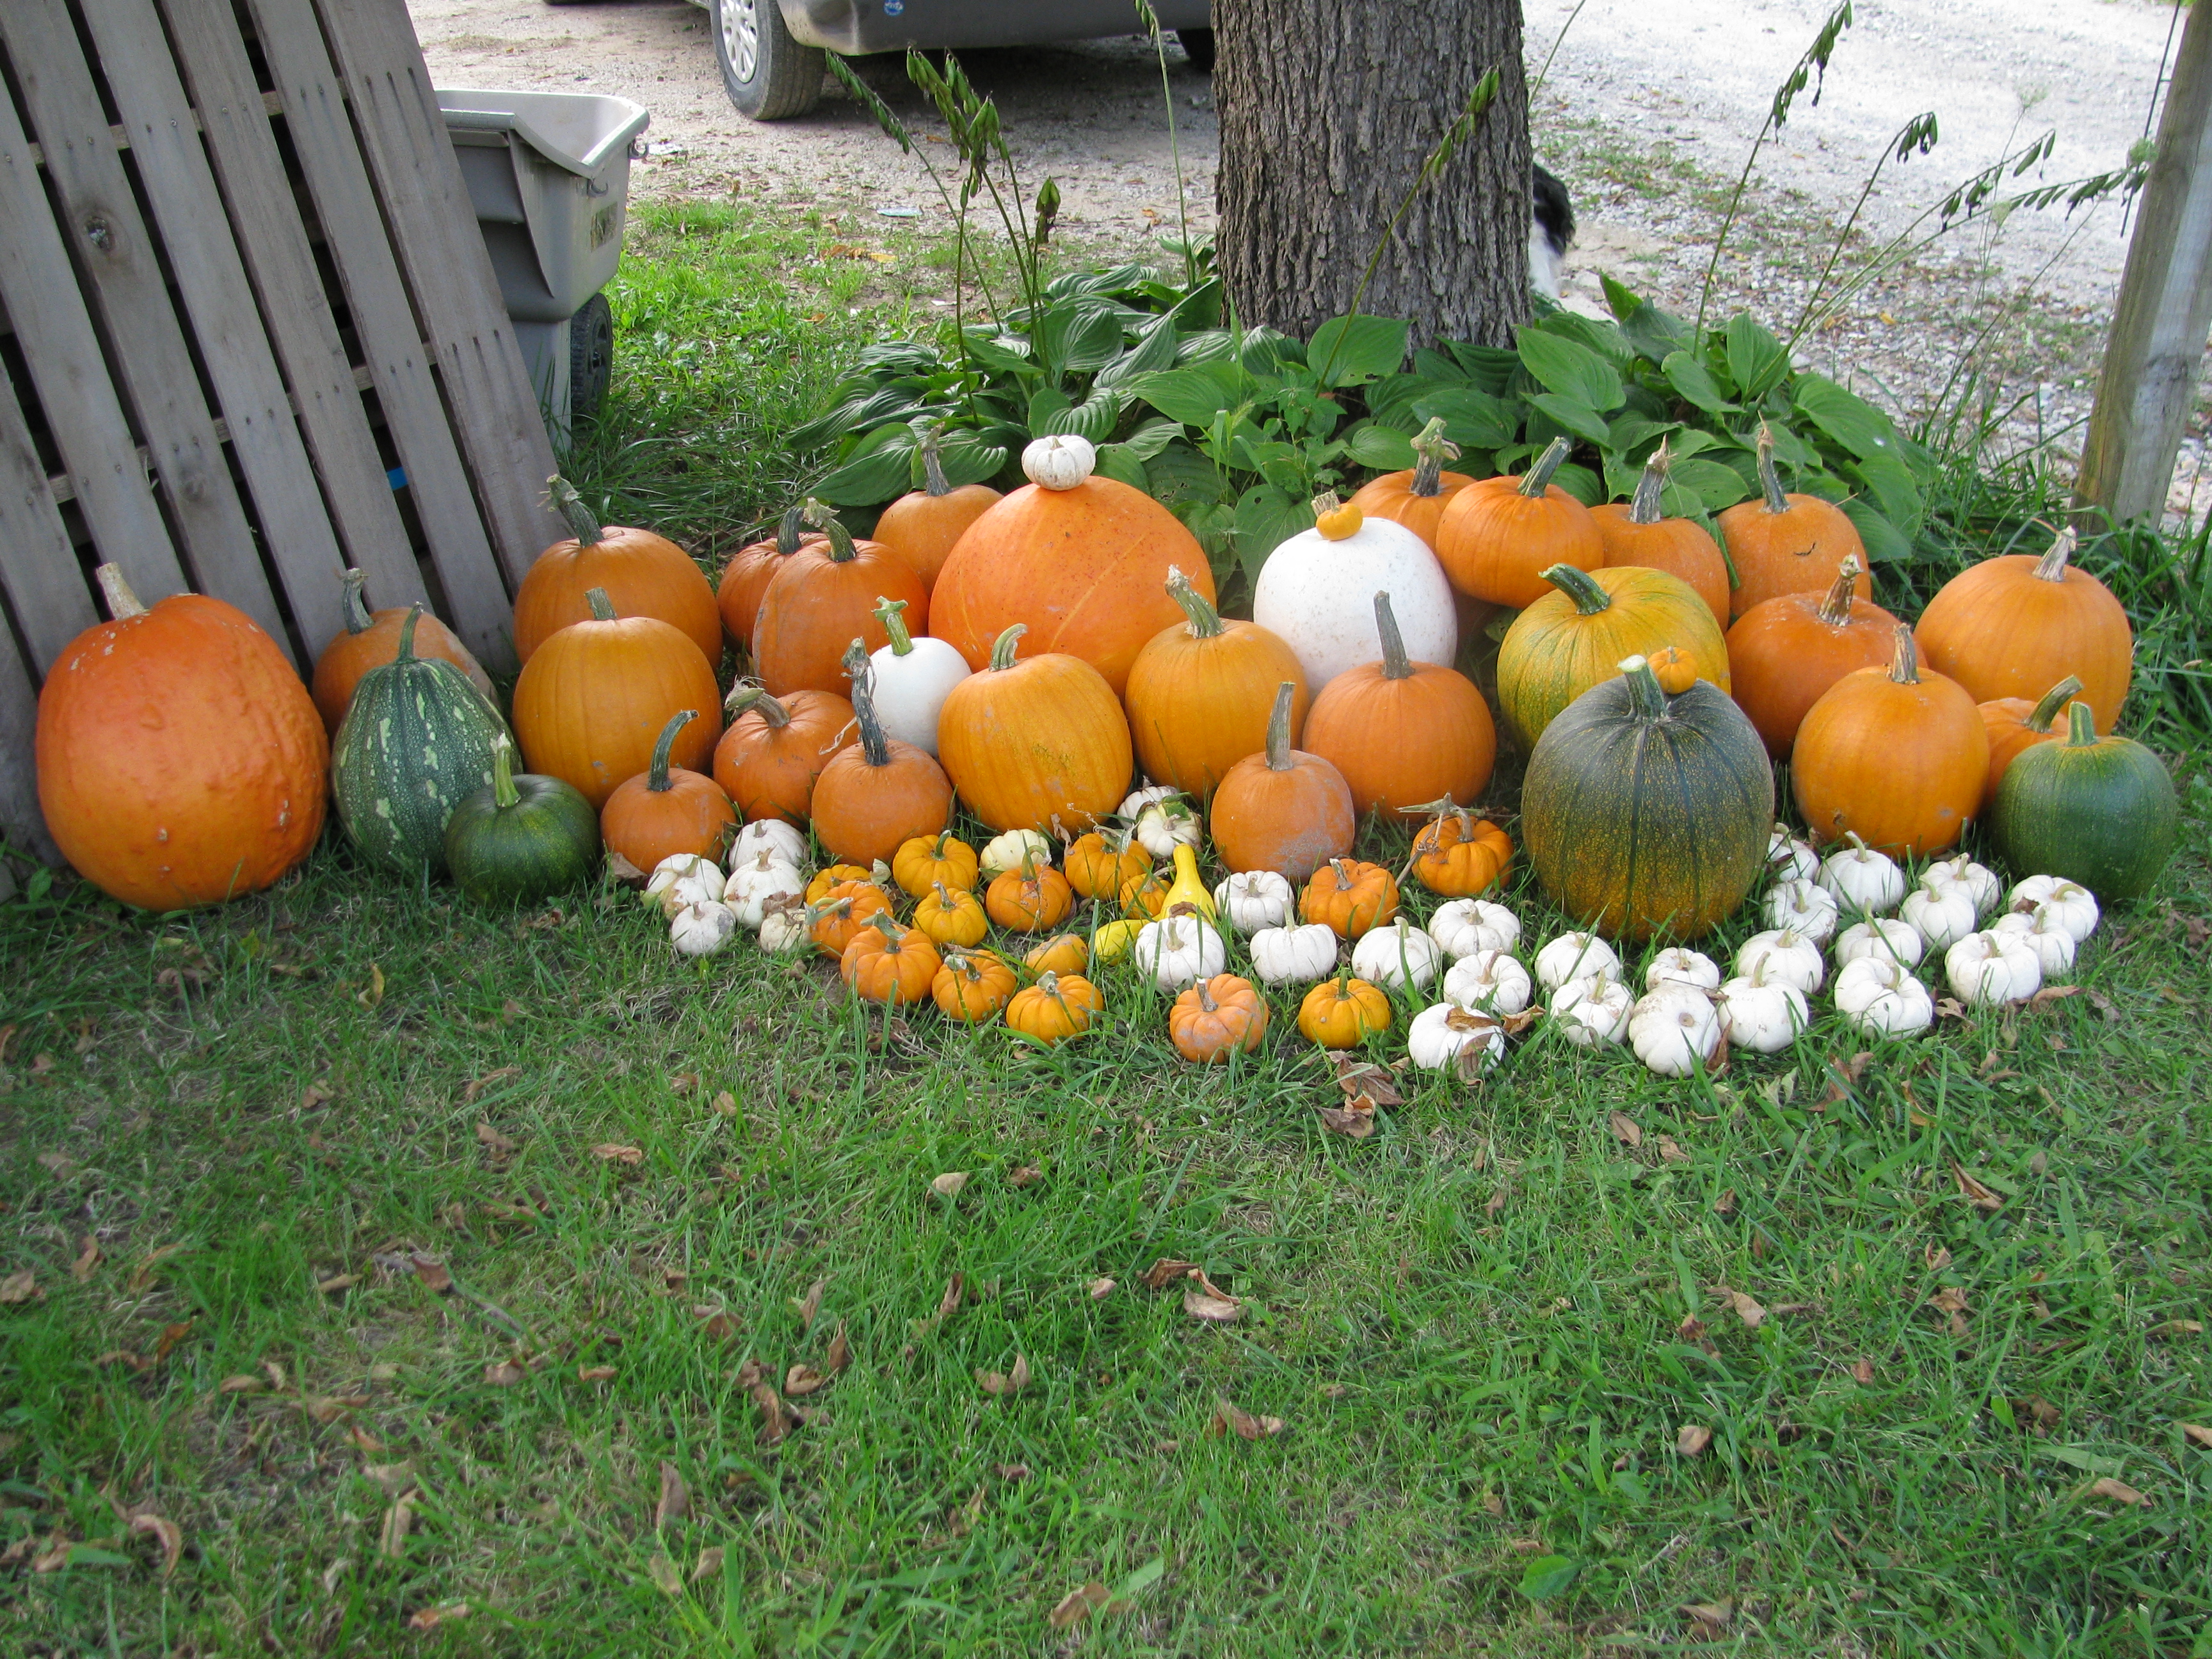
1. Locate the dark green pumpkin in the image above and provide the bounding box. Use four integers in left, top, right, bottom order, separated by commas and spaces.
333, 607, 511, 876
444, 735, 601, 903
1991, 701, 2177, 899
1522, 654, 1774, 941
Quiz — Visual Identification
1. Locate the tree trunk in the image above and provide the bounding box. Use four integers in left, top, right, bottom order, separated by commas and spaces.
1213, 0, 1530, 350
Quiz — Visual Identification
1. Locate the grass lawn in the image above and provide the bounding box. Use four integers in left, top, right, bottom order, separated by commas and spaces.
3, 204, 2210, 1658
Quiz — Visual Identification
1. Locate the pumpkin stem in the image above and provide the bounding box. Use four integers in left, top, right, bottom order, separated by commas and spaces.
1754, 425, 1790, 515
1196, 977, 1219, 1014
876, 597, 916, 657
585, 587, 617, 623
844, 640, 891, 767
918, 423, 952, 497
724, 682, 792, 727
339, 568, 374, 635
1884, 623, 1920, 686
1519, 435, 1571, 497
1166, 566, 1224, 639
987, 623, 1029, 672
644, 710, 694, 793
1262, 680, 1297, 773
94, 563, 148, 620
1617, 653, 1669, 719
549, 475, 604, 545
1815, 554, 1864, 627
1374, 591, 1415, 682
1409, 416, 1461, 498
774, 504, 808, 556
394, 605, 424, 663
1541, 563, 1612, 617
803, 500, 858, 563
1411, 794, 1474, 841
2026, 674, 2085, 733
490, 733, 520, 811
2033, 526, 2076, 582
2062, 700, 2098, 749
1627, 439, 1672, 525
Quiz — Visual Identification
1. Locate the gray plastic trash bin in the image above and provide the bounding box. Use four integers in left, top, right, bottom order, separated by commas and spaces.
438, 88, 650, 451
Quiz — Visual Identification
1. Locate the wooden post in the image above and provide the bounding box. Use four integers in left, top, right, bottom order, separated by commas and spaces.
2077, 0, 2212, 525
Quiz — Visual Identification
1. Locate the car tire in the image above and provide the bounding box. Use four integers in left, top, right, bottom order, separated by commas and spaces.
568, 293, 614, 426
1176, 28, 1215, 73
710, 0, 826, 120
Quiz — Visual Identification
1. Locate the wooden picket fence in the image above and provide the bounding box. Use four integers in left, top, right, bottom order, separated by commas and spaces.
0, 0, 565, 885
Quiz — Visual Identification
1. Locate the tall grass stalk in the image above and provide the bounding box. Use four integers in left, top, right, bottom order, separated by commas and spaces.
1134, 0, 1198, 289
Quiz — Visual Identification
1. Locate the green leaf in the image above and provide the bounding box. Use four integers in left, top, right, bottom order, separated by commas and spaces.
1114, 1557, 1167, 1601
61, 1547, 134, 1569
1411, 347, 1471, 384
1175, 328, 1237, 365
1345, 422, 1417, 470
1517, 327, 1624, 413
1523, 392, 1614, 448
1239, 326, 1306, 376
1118, 417, 1183, 462
933, 440, 1006, 488
1518, 1555, 1579, 1601
1793, 374, 1907, 464
1723, 314, 1791, 400
1839, 496, 1914, 565
1040, 389, 1123, 442
1444, 341, 1520, 394
1606, 415, 1681, 458
1666, 456, 1753, 513
961, 331, 1036, 376
1125, 363, 1244, 428
1534, 310, 1635, 368
1146, 442, 1230, 508
1094, 313, 1182, 389
1306, 314, 1409, 387
1845, 450, 1924, 536
814, 422, 917, 505
1550, 463, 1603, 507
1232, 483, 1312, 585
1092, 443, 1150, 491
1035, 299, 1130, 374
1662, 351, 1738, 414
1412, 387, 1518, 449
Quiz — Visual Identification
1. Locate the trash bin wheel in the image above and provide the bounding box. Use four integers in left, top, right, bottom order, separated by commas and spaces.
1177, 29, 1215, 73
711, 0, 825, 121
570, 293, 614, 427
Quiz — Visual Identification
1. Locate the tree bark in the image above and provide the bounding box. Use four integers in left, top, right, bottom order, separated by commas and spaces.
1213, 0, 1530, 350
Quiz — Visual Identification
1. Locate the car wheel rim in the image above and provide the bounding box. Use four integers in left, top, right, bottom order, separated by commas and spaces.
721, 0, 760, 83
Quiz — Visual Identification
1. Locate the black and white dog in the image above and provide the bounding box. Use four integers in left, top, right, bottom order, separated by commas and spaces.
1530, 164, 1575, 301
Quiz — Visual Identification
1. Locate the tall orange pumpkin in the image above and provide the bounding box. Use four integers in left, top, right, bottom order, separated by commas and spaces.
1914, 529, 2133, 726
1347, 417, 1477, 550
1792, 624, 1988, 856
1301, 593, 1496, 817
710, 686, 853, 825
1432, 436, 1604, 609
1724, 555, 1898, 758
934, 623, 1133, 834
808, 643, 955, 867
870, 426, 1002, 594
928, 435, 1212, 697
37, 566, 328, 911
310, 568, 493, 735
1123, 568, 1308, 799
751, 503, 928, 698
1714, 426, 1869, 621
512, 589, 722, 810
513, 477, 721, 667
1208, 682, 1357, 880
1981, 674, 2088, 797
717, 506, 821, 651
600, 710, 738, 871
1589, 442, 1731, 625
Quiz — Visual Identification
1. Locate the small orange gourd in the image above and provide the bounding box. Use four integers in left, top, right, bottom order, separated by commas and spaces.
600, 710, 738, 872
1433, 436, 1603, 609
1297, 974, 1392, 1048
840, 918, 943, 1006
806, 864, 873, 902
1023, 933, 1091, 978
1714, 426, 1870, 621
1410, 801, 1514, 897
1006, 970, 1104, 1045
1646, 646, 1698, 696
809, 878, 894, 958
934, 949, 1018, 1022
915, 881, 990, 948
1169, 974, 1270, 1062
892, 830, 979, 897
1589, 441, 1731, 624
1300, 858, 1400, 940
1064, 827, 1151, 899
985, 851, 1074, 933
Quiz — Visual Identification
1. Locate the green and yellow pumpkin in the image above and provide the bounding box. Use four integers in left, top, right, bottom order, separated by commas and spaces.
1990, 701, 2177, 900
1495, 563, 1730, 749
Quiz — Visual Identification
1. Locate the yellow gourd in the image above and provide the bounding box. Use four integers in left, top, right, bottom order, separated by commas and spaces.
1093, 918, 1146, 962
1158, 843, 1215, 919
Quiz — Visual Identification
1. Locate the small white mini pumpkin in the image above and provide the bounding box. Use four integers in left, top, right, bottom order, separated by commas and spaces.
1717, 963, 1807, 1054
867, 598, 970, 757
757, 897, 810, 954
1735, 927, 1825, 995
1767, 823, 1820, 883
1921, 854, 2000, 918
1535, 931, 1621, 993
1765, 877, 1839, 943
729, 819, 808, 870
1441, 949, 1532, 1016
1023, 431, 1096, 492
1992, 906, 2078, 977
1644, 947, 1720, 995
1629, 987, 1722, 1077
979, 828, 1054, 879
1427, 898, 1521, 960
1900, 882, 1980, 952
723, 847, 806, 928
1134, 911, 1227, 991
1350, 920, 1443, 991
1944, 929, 2043, 1007
1833, 954, 1934, 1038
1214, 870, 1294, 935
1819, 835, 1907, 915
648, 853, 726, 917
1407, 1003, 1507, 1074
1549, 975, 1633, 1047
2007, 876, 2099, 944
1249, 922, 1339, 986
1130, 790, 1203, 857
1832, 917, 1925, 969
670, 899, 739, 958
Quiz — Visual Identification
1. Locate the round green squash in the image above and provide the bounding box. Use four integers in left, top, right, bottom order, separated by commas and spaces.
1522, 653, 1774, 942
333, 607, 511, 876
1991, 701, 2177, 900
444, 734, 601, 903
1496, 563, 1731, 750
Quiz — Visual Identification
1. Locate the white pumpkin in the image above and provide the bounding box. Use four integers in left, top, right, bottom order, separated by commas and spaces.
1644, 947, 1720, 994
1921, 854, 2000, 918
1819, 835, 1907, 915
2007, 876, 2099, 943
1765, 877, 1839, 943
1898, 882, 1978, 952
757, 899, 810, 954
867, 598, 970, 757
1023, 432, 1095, 491
1441, 949, 1532, 1016
1132, 792, 1203, 857
979, 828, 1054, 879
1832, 917, 1925, 969
1944, 929, 2043, 1007
1717, 966, 1807, 1054
648, 853, 726, 917
1214, 870, 1294, 935
1134, 912, 1227, 991
1427, 898, 1521, 960
670, 899, 739, 958
1350, 920, 1443, 991
1251, 507, 1457, 694
1833, 955, 1934, 1038
1629, 988, 1722, 1077
1992, 906, 2079, 977
729, 819, 807, 870
1767, 824, 1820, 883
1407, 1003, 1507, 1074
1535, 931, 1621, 992
724, 847, 806, 927
1249, 922, 1338, 986
1735, 927, 1826, 995
1549, 976, 1633, 1047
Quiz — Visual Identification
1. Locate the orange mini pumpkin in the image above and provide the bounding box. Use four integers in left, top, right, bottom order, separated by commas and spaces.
1169, 974, 1270, 1062
840, 918, 943, 1006
1981, 673, 2088, 797
934, 949, 1018, 1022
1023, 933, 1091, 978
1347, 417, 1477, 550
892, 830, 979, 897
1646, 646, 1698, 696
1209, 682, 1357, 881
311, 568, 492, 736
1433, 436, 1603, 609
1714, 426, 1870, 621
752, 502, 927, 698
871, 426, 1003, 594
1301, 591, 1496, 817
1006, 970, 1104, 1044
915, 881, 990, 948
985, 854, 1075, 933
810, 878, 894, 958
600, 710, 738, 872
712, 686, 853, 826
1065, 827, 1151, 899
806, 864, 874, 903
808, 643, 955, 868
1301, 858, 1400, 939
1589, 441, 1731, 625
1411, 802, 1514, 897
515, 477, 721, 667
1297, 974, 1392, 1048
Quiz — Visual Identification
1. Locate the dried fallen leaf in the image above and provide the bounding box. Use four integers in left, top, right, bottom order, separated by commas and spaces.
784, 1365, 828, 1397
483, 1361, 526, 1387
1715, 1286, 1767, 1330
1608, 1111, 1642, 1148
407, 1604, 470, 1631
476, 1121, 518, 1161
129, 1512, 182, 1578
994, 1461, 1031, 1482
1327, 1054, 1402, 1107
2012, 1395, 2060, 1433
378, 1491, 416, 1557
825, 1322, 851, 1375
733, 1358, 794, 1445
463, 1066, 520, 1104
362, 1461, 416, 1495
669, 1071, 700, 1094
697, 1310, 741, 1344
1952, 1163, 2005, 1212
357, 963, 385, 1009
1210, 1395, 1286, 1440
591, 1143, 645, 1166
648, 1552, 682, 1596
1183, 1283, 1242, 1324
710, 1090, 739, 1118
1712, 1188, 1736, 1217
1929, 1286, 1971, 1336
1676, 1423, 1713, 1457
1049, 1583, 1112, 1630
1925, 1244, 1953, 1272
792, 1276, 828, 1329
2154, 1318, 2204, 1338
31, 1536, 76, 1573
1684, 1599, 1734, 1637
654, 1461, 689, 1527
2181, 1423, 2212, 1450
1316, 1093, 1377, 1137
1007, 1163, 1044, 1188
2085, 1476, 2147, 1506
218, 1374, 264, 1395
1850, 1358, 1875, 1385
2026, 984, 2081, 1010
410, 1254, 453, 1295
1934, 996, 1968, 1020
929, 1171, 970, 1199
314, 1272, 359, 1297
0, 1269, 40, 1305
1657, 1136, 1691, 1164
1087, 1277, 1117, 1301
977, 1354, 1031, 1397
1140, 1258, 1196, 1290
579, 1364, 617, 1383
345, 1424, 384, 1453
935, 1272, 965, 1320
71, 1236, 99, 1283
301, 1393, 367, 1423
95, 1349, 148, 1372
263, 1359, 289, 1392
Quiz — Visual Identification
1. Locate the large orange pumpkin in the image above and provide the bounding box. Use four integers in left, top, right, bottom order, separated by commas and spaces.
1914, 529, 2133, 726
1714, 426, 1869, 621
1123, 568, 1308, 799
717, 506, 821, 652
710, 686, 853, 826
1723, 554, 1898, 758
1346, 417, 1476, 550
1792, 624, 1989, 856
513, 476, 721, 667
870, 426, 1002, 594
1494, 563, 1730, 750
928, 434, 1213, 698
600, 710, 738, 872
310, 568, 492, 736
1208, 682, 1357, 879
1981, 673, 2088, 797
1432, 436, 1604, 609
512, 588, 722, 810
36, 566, 328, 911
1589, 442, 1731, 625
934, 623, 1134, 834
1301, 592, 1495, 817
808, 643, 955, 866
751, 503, 928, 699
